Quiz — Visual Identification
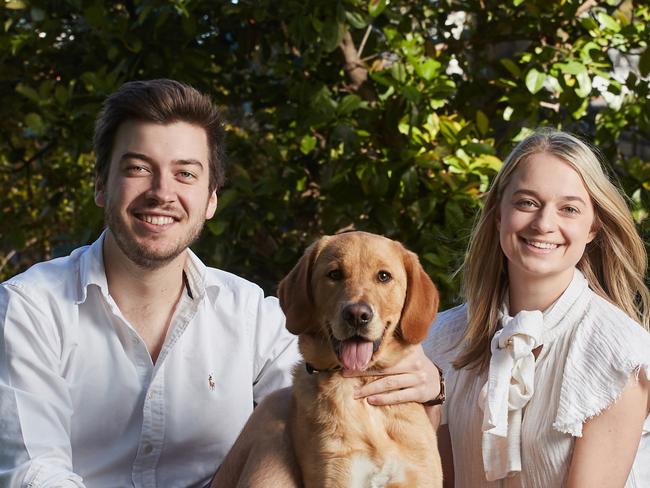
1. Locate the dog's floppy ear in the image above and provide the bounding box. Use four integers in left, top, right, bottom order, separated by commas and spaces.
400, 248, 439, 344
278, 237, 328, 335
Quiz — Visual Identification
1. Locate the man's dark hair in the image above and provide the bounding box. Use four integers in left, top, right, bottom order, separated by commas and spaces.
93, 79, 226, 192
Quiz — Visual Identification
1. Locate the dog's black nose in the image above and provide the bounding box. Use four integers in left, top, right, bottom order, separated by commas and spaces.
342, 302, 373, 328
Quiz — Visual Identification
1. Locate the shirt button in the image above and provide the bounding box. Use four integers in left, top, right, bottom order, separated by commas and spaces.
143, 443, 153, 455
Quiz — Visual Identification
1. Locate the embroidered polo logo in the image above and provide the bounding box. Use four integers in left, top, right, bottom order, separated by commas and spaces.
208, 374, 215, 390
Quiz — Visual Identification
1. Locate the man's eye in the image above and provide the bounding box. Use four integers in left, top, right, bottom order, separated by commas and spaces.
377, 271, 392, 283
327, 269, 343, 281
178, 171, 195, 179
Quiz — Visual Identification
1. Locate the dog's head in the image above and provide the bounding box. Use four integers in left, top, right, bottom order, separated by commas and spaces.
278, 231, 439, 372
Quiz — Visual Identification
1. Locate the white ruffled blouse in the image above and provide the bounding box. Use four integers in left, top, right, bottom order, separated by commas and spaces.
424, 269, 650, 487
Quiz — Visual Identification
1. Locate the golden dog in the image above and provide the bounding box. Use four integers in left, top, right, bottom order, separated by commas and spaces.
278, 231, 442, 488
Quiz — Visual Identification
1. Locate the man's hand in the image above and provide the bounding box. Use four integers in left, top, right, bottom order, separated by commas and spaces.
342, 344, 441, 406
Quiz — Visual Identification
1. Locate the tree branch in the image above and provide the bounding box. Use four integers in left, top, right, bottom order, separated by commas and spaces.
339, 30, 369, 93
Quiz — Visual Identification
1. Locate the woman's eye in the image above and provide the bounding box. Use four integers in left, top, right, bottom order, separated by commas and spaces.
516, 199, 536, 208
377, 270, 392, 283
327, 269, 343, 281
562, 206, 579, 214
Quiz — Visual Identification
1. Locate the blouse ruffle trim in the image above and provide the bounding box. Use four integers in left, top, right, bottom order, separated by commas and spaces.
553, 293, 650, 437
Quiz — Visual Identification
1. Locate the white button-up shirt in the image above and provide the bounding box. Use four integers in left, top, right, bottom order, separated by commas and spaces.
0, 233, 300, 487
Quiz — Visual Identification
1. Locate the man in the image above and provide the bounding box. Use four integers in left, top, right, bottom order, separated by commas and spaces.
0, 79, 299, 487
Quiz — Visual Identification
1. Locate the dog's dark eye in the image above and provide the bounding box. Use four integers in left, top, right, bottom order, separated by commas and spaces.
377, 270, 392, 282
327, 269, 343, 281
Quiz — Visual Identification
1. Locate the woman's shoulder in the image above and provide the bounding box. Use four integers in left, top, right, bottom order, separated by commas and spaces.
423, 303, 468, 367
553, 290, 650, 437
573, 291, 650, 356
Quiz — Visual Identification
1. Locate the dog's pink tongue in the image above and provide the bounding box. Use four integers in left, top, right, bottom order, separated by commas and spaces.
341, 338, 373, 371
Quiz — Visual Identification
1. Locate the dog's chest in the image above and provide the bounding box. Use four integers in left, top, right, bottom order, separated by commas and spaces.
293, 371, 436, 487
349, 453, 406, 488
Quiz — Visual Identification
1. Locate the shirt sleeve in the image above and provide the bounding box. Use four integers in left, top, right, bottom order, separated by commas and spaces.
423, 304, 468, 425
553, 295, 650, 437
249, 292, 300, 404
0, 284, 86, 487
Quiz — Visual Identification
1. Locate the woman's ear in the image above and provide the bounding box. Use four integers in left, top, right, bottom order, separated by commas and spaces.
399, 248, 439, 344
587, 214, 599, 243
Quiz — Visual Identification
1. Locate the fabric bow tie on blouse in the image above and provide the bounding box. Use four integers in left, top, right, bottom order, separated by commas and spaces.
478, 309, 545, 481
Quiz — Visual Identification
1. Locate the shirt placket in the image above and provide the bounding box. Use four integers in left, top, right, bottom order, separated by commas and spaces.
131, 291, 201, 488
133, 363, 165, 488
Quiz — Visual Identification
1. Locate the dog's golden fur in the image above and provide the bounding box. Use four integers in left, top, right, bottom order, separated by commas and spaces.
278, 231, 442, 488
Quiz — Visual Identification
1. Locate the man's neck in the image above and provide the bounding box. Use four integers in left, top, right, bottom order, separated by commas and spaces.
102, 231, 187, 362
102, 232, 186, 303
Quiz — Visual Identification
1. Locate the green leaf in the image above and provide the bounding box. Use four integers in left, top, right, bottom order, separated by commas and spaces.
5, 1, 26, 9
345, 11, 367, 29
54, 85, 68, 105
415, 59, 441, 81
25, 113, 44, 135
598, 12, 621, 32
471, 154, 502, 172
368, 0, 387, 18
575, 70, 592, 98
512, 126, 534, 142
580, 17, 599, 32
389, 62, 406, 83
639, 48, 650, 78
300, 134, 317, 154
525, 68, 545, 94
15, 83, 40, 103
500, 58, 521, 78
476, 110, 489, 135
580, 41, 601, 64
206, 220, 227, 237
557, 61, 586, 75
321, 20, 343, 52
571, 97, 589, 119
337, 94, 363, 115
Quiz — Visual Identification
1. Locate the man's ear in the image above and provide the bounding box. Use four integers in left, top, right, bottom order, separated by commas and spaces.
205, 190, 217, 219
94, 176, 106, 207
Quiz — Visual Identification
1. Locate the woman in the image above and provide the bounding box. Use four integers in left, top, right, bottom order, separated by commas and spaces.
424, 129, 650, 487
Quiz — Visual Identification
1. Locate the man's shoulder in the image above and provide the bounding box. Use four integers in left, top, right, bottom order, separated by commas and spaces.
203, 266, 262, 291
4, 245, 89, 290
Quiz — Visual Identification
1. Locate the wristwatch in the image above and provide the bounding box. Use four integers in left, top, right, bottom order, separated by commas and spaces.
423, 363, 446, 406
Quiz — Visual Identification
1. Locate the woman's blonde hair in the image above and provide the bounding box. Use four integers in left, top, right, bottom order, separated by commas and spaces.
455, 128, 649, 371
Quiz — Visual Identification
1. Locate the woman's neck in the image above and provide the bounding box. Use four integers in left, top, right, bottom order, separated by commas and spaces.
507, 268, 575, 315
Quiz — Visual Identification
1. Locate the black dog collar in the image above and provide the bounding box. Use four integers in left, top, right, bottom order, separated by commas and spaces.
305, 362, 342, 375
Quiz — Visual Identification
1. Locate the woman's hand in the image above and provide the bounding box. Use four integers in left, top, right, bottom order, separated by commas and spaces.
342, 344, 441, 406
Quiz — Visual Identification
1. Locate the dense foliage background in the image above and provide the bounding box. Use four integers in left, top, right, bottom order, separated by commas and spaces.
2, 0, 649, 306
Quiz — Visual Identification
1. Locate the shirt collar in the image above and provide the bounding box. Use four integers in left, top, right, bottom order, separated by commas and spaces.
76, 230, 110, 304
76, 230, 218, 304
500, 268, 590, 345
